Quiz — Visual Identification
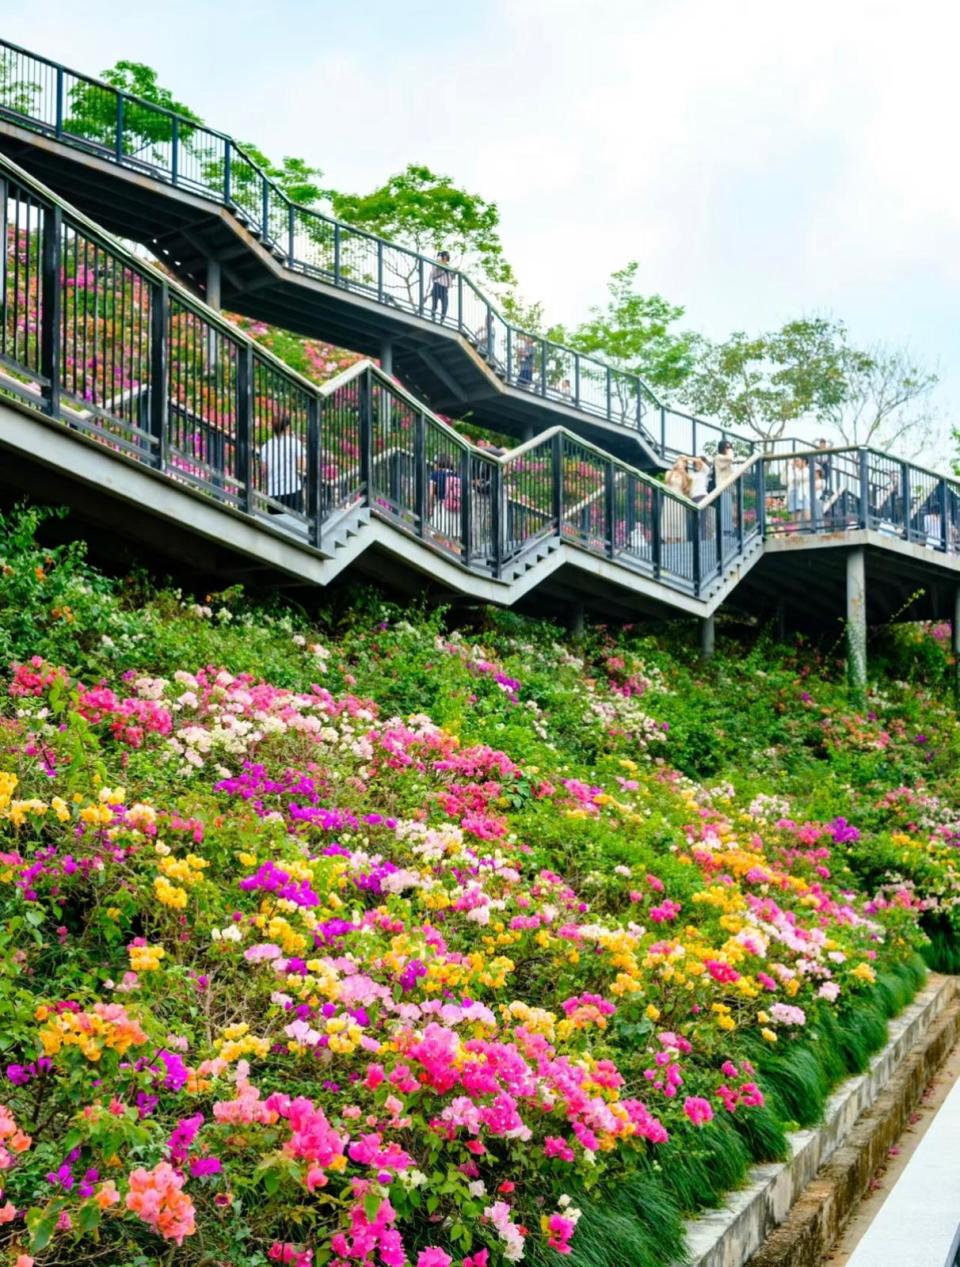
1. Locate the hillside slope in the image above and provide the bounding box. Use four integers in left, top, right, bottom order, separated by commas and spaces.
0, 506, 957, 1267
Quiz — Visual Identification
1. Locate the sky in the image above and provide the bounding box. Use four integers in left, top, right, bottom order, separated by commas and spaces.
4, 0, 957, 460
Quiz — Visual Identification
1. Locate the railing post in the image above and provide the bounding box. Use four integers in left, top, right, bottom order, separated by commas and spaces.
414, 412, 426, 537
605, 367, 612, 420
635, 382, 642, 431
901, 463, 911, 541
457, 274, 464, 331
359, 369, 373, 500
223, 139, 232, 205
604, 463, 615, 558
660, 407, 666, 455
334, 223, 341, 285
377, 240, 384, 301
714, 493, 723, 564
171, 115, 179, 185
506, 326, 513, 384
39, 204, 62, 419
652, 488, 662, 579
55, 67, 64, 139
692, 506, 702, 596
939, 478, 949, 552
574, 355, 581, 408
115, 94, 124, 162
418, 258, 425, 315
758, 460, 767, 538
692, 418, 698, 457
551, 431, 563, 535
287, 202, 295, 263
736, 474, 744, 553
261, 177, 270, 242
491, 461, 503, 578
307, 393, 321, 547
540, 340, 547, 397
460, 447, 471, 563
858, 448, 870, 529
148, 279, 169, 470
236, 344, 254, 513
808, 456, 818, 533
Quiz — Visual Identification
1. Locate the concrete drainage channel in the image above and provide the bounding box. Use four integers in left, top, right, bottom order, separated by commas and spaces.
673, 975, 960, 1267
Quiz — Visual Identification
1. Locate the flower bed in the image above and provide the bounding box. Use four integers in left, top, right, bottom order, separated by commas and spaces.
0, 510, 958, 1267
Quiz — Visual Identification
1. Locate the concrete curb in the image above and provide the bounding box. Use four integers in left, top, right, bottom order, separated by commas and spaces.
678, 976, 958, 1267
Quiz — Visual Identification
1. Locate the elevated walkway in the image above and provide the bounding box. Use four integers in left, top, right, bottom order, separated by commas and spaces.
0, 150, 958, 663
0, 37, 740, 467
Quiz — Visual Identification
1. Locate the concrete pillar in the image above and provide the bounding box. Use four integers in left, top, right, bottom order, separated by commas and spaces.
205, 258, 222, 311
522, 424, 536, 444
846, 547, 867, 698
570, 602, 585, 636
953, 588, 960, 704
700, 612, 716, 661
380, 339, 394, 377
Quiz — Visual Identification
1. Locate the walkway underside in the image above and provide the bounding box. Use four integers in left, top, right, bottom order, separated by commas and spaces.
2, 393, 956, 631
0, 121, 661, 465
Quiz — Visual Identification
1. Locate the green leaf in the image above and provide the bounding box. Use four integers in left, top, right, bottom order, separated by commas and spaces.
78, 1201, 101, 1233
363, 1193, 382, 1222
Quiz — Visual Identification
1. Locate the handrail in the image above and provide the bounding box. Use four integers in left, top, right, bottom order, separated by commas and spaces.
0, 145, 956, 614
0, 35, 773, 461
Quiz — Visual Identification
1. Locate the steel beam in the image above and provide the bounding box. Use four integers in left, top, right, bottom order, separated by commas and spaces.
205, 258, 222, 311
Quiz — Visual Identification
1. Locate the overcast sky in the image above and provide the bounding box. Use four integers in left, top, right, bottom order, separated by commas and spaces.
6, 0, 957, 457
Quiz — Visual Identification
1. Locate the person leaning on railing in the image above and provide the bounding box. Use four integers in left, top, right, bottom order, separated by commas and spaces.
662, 456, 692, 544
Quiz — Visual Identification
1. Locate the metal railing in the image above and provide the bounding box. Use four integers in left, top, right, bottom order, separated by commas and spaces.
0, 36, 758, 463
1, 152, 957, 616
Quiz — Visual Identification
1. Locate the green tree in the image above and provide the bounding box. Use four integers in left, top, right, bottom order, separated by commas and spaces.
329, 163, 515, 307
685, 317, 853, 445
565, 262, 700, 395
0, 46, 41, 116
820, 344, 939, 458
64, 61, 203, 160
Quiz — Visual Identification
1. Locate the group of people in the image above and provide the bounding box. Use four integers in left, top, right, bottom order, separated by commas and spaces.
665, 439, 737, 503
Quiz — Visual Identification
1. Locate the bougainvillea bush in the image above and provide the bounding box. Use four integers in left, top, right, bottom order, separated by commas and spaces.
0, 508, 957, 1267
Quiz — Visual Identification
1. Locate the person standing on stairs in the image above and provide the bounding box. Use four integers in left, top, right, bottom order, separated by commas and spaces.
259, 414, 305, 515
429, 251, 452, 322
689, 456, 710, 503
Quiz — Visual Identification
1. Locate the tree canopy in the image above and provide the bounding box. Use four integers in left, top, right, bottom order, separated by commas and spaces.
562, 262, 700, 393
330, 164, 514, 287
65, 61, 203, 157
685, 318, 855, 444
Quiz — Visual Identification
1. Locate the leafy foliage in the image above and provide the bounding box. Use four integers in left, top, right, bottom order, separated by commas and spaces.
0, 508, 957, 1267
561, 262, 700, 393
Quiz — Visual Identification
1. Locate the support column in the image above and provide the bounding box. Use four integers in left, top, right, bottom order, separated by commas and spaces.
570, 602, 585, 637
776, 597, 786, 643
846, 547, 867, 699
522, 424, 536, 444
700, 613, 715, 661
205, 258, 222, 311
380, 339, 394, 377
953, 588, 960, 704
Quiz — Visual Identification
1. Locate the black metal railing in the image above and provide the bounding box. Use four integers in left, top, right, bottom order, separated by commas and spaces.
0, 150, 957, 614
0, 36, 766, 464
